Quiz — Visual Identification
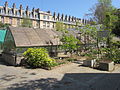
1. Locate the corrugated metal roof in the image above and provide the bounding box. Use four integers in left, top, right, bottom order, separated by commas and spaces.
0, 30, 7, 43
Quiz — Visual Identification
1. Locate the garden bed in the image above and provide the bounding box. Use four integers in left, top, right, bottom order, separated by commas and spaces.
98, 60, 115, 71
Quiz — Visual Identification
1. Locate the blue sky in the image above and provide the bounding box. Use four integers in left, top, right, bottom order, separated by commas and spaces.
0, 0, 120, 19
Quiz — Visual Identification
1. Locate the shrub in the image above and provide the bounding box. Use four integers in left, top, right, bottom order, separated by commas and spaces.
23, 48, 56, 69
100, 47, 120, 63
111, 47, 120, 63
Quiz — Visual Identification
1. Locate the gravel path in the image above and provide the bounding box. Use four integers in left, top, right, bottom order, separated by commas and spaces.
0, 58, 120, 90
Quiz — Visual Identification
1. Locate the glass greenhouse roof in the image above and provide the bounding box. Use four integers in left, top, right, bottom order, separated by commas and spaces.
0, 30, 7, 43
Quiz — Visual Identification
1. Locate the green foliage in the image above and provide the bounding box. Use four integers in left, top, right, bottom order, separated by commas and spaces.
89, 21, 97, 25
103, 11, 118, 30
56, 22, 64, 31
98, 0, 112, 6
112, 41, 120, 47
112, 9, 120, 36
61, 35, 79, 54
0, 21, 11, 28
100, 46, 120, 63
23, 48, 56, 69
79, 24, 99, 41
0, 21, 4, 28
84, 48, 98, 60
111, 47, 120, 63
75, 22, 80, 30
21, 18, 32, 28
88, 0, 115, 24
100, 47, 111, 59
55, 22, 68, 34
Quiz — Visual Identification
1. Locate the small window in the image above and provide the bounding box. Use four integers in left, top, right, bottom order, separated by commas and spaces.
9, 9, 12, 15
1, 9, 4, 14
43, 15, 46, 19
1, 16, 4, 23
22, 13, 24, 16
47, 16, 49, 20
43, 21, 46, 28
9, 17, 12, 24
29, 13, 32, 18
35, 14, 38, 19
16, 11, 18, 16
18, 11, 20, 16
0, 9, 1, 14
17, 19, 20, 26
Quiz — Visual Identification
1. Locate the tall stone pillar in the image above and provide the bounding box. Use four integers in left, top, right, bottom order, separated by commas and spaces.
69, 15, 71, 22
82, 19, 85, 25
4, 1, 8, 14
12, 3, 16, 15
37, 8, 40, 19
19, 5, 23, 16
37, 8, 40, 28
32, 7, 35, 18
26, 6, 29, 17
61, 14, 64, 21
72, 16, 74, 22
65, 15, 68, 21
53, 12, 56, 20
57, 13, 60, 21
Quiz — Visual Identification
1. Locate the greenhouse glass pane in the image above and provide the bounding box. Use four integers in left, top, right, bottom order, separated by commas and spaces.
0, 30, 7, 43
3, 30, 15, 52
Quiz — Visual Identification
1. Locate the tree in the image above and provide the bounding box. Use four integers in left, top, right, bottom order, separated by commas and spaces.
55, 22, 64, 31
112, 9, 120, 36
21, 18, 32, 27
87, 0, 113, 24
87, 0, 118, 37
55, 21, 68, 34
75, 21, 80, 30
79, 24, 99, 43
61, 35, 79, 55
103, 10, 118, 29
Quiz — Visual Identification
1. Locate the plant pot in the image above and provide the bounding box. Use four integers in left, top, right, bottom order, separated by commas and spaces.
99, 60, 114, 71
83, 59, 97, 68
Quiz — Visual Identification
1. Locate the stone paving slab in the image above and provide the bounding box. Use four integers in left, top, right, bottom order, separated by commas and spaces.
0, 58, 120, 90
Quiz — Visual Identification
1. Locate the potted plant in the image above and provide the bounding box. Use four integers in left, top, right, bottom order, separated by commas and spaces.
83, 48, 98, 68
99, 57, 114, 71
98, 47, 115, 71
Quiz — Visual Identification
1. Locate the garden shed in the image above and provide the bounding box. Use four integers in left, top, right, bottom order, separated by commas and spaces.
2, 27, 63, 65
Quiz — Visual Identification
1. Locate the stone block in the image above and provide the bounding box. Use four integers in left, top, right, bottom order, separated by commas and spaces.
83, 59, 96, 68
99, 61, 114, 71
2, 53, 24, 66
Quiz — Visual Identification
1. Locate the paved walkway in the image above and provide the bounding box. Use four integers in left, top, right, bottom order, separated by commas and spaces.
0, 57, 120, 90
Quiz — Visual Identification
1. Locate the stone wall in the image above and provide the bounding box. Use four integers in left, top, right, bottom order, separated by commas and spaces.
2, 52, 23, 66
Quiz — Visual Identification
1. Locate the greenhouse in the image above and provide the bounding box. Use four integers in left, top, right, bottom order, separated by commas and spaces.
0, 29, 7, 54
2, 27, 64, 65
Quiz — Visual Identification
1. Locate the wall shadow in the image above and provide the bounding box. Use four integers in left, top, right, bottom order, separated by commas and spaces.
6, 73, 120, 90
0, 57, 10, 66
